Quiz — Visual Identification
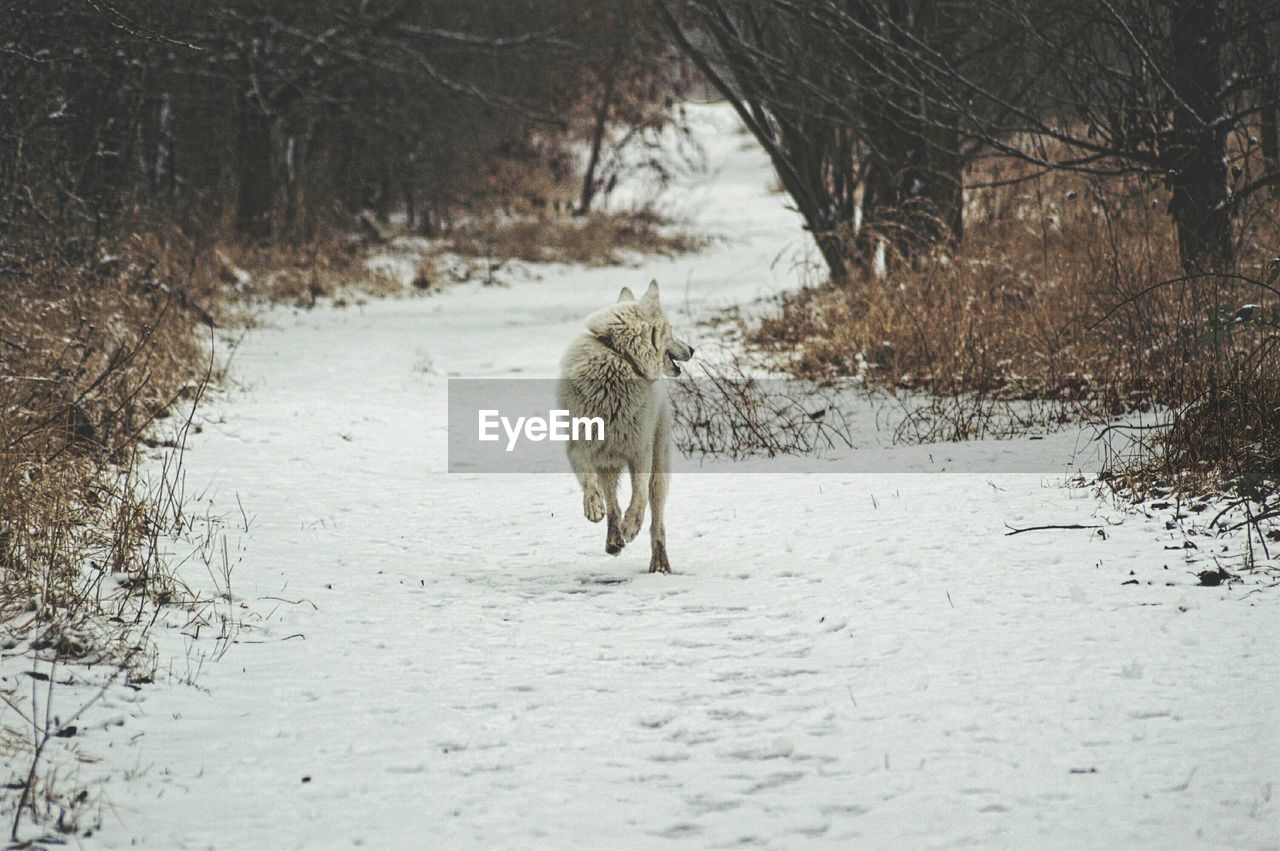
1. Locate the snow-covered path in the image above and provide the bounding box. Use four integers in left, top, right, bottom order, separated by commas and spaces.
84, 105, 1278, 849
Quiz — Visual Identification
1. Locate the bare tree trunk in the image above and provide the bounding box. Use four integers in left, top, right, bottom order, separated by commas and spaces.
404, 182, 416, 231
159, 92, 176, 205
1167, 0, 1233, 272
813, 227, 855, 284
857, 121, 963, 263
857, 152, 895, 260
576, 42, 623, 216
283, 135, 299, 237
1249, 20, 1279, 181
235, 96, 275, 240
658, 1, 859, 283
919, 114, 965, 246
376, 160, 393, 224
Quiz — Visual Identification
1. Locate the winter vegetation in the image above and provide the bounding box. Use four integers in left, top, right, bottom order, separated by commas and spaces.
1, 0, 1277, 846
664, 0, 1278, 509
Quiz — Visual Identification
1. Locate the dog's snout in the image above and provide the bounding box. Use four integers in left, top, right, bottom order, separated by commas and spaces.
687, 345, 696, 358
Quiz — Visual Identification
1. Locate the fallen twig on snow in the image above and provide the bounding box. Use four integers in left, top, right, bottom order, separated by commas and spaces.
1004, 522, 1103, 536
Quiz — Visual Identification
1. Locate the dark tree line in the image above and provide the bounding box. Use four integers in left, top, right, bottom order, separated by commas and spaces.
4, 0, 1275, 278
661, 0, 1280, 279
1, 0, 687, 251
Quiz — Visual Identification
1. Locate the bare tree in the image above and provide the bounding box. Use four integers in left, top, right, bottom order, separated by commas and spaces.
2, 0, 687, 248
929, 0, 1276, 273
659, 1, 863, 279
659, 0, 1015, 280
660, 0, 1279, 277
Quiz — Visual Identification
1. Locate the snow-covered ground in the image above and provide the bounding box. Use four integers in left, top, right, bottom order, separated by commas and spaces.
49, 103, 1280, 848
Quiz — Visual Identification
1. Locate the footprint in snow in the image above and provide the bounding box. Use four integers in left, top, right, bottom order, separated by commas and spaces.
716, 738, 795, 761
743, 770, 805, 794
636, 711, 677, 729
577, 574, 629, 586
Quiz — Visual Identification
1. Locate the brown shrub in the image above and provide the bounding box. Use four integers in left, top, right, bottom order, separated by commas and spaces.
0, 219, 420, 834
749, 160, 1279, 504
0, 226, 215, 634
237, 244, 401, 306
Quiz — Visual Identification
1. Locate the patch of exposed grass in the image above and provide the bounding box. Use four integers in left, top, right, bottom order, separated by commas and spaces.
219, 239, 403, 307
447, 208, 708, 268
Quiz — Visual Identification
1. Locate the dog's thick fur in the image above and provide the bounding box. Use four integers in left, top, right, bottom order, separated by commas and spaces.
558, 280, 694, 573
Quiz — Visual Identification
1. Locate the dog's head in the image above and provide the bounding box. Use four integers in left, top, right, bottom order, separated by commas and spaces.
586, 280, 695, 379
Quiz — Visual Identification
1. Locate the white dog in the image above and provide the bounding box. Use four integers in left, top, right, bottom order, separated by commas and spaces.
558, 280, 694, 574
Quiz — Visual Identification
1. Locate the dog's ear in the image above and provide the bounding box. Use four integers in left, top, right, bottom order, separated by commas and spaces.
640, 279, 660, 310
616, 286, 635, 303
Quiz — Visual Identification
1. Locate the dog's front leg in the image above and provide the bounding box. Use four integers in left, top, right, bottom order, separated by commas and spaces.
571, 451, 606, 523
620, 450, 651, 542
602, 468, 625, 555
581, 471, 605, 522
648, 432, 671, 574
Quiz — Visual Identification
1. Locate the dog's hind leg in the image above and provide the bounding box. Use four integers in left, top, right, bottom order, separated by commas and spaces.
602, 467, 625, 555
648, 427, 671, 574
620, 449, 651, 543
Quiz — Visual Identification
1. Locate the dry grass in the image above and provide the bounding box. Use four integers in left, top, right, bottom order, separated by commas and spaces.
749, 156, 1279, 520
0, 222, 397, 838
0, 223, 229, 837
220, 239, 402, 307
447, 208, 708, 268
0, 226, 400, 636
670, 360, 858, 459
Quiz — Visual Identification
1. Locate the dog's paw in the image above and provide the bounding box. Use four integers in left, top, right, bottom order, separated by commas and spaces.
620, 508, 643, 541
583, 489, 605, 523
606, 523, 625, 555
648, 541, 671, 574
